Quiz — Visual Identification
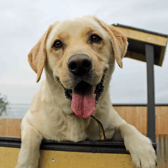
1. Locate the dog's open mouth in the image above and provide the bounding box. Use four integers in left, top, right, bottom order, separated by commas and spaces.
64, 75, 105, 118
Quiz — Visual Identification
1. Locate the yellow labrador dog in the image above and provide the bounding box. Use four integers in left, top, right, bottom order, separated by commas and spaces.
16, 16, 156, 168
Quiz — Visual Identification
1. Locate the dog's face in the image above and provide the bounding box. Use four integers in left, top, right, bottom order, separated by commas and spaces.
28, 16, 127, 118
46, 17, 111, 89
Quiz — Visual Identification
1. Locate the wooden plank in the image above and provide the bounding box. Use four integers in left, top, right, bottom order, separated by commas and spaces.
159, 46, 167, 66
39, 150, 134, 168
0, 119, 21, 137
166, 136, 168, 168
125, 51, 146, 63
156, 107, 168, 136
156, 136, 168, 168
115, 26, 168, 47
115, 106, 147, 135
0, 147, 134, 168
137, 106, 147, 136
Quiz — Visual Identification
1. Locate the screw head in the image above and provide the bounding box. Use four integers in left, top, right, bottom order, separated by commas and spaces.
148, 38, 151, 40
51, 158, 55, 162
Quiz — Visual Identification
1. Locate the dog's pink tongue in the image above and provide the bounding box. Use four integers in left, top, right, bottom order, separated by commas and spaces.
71, 89, 95, 118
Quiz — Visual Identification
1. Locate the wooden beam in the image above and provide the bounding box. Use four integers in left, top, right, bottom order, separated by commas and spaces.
116, 26, 168, 47
125, 51, 146, 63
159, 46, 167, 66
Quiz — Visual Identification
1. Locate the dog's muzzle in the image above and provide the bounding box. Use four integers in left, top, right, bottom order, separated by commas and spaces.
62, 54, 105, 119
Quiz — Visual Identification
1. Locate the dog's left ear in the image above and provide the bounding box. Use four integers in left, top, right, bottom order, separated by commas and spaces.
95, 18, 128, 68
28, 25, 53, 82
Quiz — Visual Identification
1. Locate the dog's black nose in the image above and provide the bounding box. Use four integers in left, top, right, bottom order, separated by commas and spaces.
68, 54, 92, 76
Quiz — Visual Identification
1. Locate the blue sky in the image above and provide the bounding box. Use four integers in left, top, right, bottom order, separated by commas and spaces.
0, 0, 168, 104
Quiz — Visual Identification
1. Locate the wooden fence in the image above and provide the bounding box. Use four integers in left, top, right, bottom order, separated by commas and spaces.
0, 105, 168, 167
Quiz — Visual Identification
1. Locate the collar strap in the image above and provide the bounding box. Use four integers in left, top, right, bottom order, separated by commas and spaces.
91, 115, 106, 140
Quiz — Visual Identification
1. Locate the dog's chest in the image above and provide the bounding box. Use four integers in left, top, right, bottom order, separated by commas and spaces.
44, 113, 102, 141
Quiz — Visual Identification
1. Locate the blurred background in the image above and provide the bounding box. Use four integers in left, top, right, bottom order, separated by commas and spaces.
0, 0, 168, 167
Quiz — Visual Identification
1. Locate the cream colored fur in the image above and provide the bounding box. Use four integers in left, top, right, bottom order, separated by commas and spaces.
16, 16, 156, 168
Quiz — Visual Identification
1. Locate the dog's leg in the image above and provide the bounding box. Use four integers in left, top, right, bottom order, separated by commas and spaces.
16, 118, 43, 168
110, 108, 157, 168
118, 122, 157, 168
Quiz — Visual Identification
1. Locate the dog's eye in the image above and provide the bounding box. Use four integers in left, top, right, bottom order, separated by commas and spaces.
90, 34, 102, 43
52, 40, 63, 49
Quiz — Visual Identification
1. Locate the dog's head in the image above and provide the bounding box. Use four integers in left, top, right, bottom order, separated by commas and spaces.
28, 16, 127, 118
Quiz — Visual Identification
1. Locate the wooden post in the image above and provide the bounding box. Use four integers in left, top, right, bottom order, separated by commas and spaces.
145, 44, 156, 143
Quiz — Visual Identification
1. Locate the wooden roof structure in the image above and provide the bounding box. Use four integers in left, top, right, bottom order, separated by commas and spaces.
113, 24, 168, 143
113, 24, 168, 66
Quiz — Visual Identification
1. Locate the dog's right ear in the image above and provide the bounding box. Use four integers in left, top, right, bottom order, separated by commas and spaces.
28, 26, 53, 82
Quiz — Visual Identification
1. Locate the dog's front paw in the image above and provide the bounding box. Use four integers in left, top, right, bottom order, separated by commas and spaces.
124, 135, 157, 168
